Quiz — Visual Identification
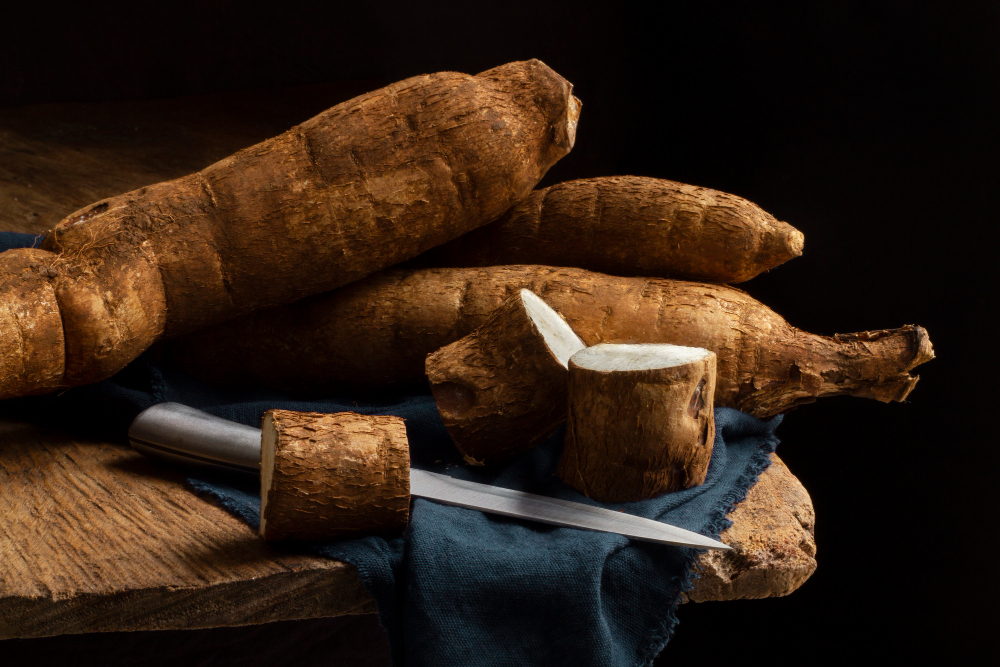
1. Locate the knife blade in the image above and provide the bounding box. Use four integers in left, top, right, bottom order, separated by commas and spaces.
128, 402, 729, 550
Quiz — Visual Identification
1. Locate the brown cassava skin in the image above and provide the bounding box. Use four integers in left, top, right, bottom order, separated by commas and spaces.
42, 58, 578, 337
558, 346, 717, 502
0, 249, 65, 398
0, 60, 578, 397
167, 266, 934, 418
425, 290, 582, 465
415, 176, 804, 283
260, 410, 410, 542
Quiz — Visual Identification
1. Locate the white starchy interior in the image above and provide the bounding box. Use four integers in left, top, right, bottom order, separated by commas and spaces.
570, 343, 712, 371
259, 415, 277, 534
521, 289, 586, 368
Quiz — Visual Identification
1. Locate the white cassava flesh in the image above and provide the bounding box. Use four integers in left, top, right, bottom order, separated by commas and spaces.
559, 343, 718, 502
571, 343, 713, 372
426, 289, 586, 464
520, 289, 586, 368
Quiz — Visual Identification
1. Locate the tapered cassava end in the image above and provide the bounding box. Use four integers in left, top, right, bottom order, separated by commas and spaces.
416, 176, 803, 285
834, 324, 934, 404
478, 59, 580, 161
260, 410, 410, 542
426, 288, 586, 465
747, 219, 805, 282
783, 226, 806, 258
559, 344, 717, 503
738, 323, 936, 417
0, 249, 66, 399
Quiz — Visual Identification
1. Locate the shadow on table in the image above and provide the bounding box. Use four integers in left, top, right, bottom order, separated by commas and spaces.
0, 614, 391, 667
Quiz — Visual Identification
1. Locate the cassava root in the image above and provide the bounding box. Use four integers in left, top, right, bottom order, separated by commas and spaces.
415, 176, 804, 283
260, 410, 410, 541
558, 344, 717, 502
167, 266, 934, 418
0, 59, 579, 398
425, 289, 585, 464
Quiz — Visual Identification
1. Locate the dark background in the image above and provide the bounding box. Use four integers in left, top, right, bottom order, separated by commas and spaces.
2, 0, 997, 662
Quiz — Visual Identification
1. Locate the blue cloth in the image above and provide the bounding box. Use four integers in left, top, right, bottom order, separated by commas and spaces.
1, 232, 781, 666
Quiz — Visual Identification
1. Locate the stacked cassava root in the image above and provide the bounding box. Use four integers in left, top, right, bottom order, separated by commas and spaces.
0, 59, 933, 504
0, 59, 580, 398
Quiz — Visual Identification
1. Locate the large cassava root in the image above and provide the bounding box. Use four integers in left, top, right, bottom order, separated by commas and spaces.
415, 176, 804, 283
0, 59, 579, 399
425, 289, 585, 465
167, 266, 934, 418
558, 344, 717, 502
260, 410, 410, 542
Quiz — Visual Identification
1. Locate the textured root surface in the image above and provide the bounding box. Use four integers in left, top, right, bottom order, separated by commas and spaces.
558, 344, 716, 502
416, 176, 804, 283
0, 249, 65, 399
260, 410, 410, 542
42, 59, 578, 337
0, 60, 579, 401
50, 243, 167, 385
426, 289, 585, 464
169, 266, 933, 418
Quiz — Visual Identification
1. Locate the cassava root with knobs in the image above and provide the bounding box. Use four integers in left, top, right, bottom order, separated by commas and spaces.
425, 288, 586, 465
558, 344, 717, 502
260, 410, 411, 542
168, 265, 934, 418
0, 59, 579, 399
415, 176, 804, 283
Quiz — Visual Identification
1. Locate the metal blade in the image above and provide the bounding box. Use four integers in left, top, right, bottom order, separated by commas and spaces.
129, 403, 730, 550
410, 469, 730, 550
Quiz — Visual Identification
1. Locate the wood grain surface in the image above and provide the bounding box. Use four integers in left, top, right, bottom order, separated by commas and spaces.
0, 416, 814, 639
0, 91, 815, 639
0, 419, 374, 639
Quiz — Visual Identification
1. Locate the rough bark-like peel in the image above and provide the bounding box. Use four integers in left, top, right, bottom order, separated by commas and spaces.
260, 410, 410, 542
0, 249, 65, 399
425, 289, 585, 464
558, 344, 717, 502
416, 176, 804, 283
0, 60, 579, 398
168, 266, 934, 418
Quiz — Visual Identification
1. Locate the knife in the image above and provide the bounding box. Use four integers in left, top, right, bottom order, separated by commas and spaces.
128, 402, 729, 550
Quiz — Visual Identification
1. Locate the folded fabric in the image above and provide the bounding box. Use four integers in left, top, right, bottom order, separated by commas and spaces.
0, 232, 781, 666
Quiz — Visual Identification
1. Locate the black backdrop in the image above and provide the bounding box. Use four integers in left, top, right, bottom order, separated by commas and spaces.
2, 1, 997, 662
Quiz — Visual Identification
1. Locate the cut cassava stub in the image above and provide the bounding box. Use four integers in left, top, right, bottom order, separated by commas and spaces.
426, 288, 586, 465
558, 344, 717, 503
260, 410, 410, 542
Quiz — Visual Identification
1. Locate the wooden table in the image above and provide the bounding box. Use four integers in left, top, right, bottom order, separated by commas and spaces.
0, 88, 817, 639
0, 417, 815, 639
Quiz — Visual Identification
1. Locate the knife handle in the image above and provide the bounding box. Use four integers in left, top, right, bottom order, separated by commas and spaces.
129, 403, 411, 542
128, 402, 262, 475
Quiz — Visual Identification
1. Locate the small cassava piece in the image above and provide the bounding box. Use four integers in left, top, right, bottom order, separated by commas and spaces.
168, 266, 934, 418
260, 410, 410, 542
414, 176, 804, 283
426, 288, 586, 465
0, 59, 579, 399
558, 344, 717, 503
